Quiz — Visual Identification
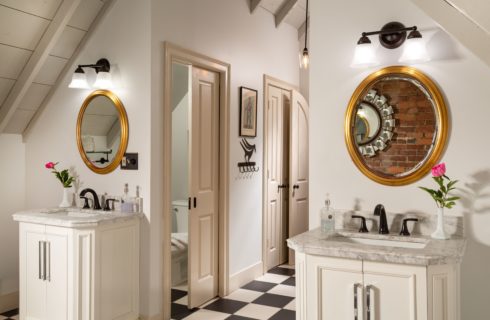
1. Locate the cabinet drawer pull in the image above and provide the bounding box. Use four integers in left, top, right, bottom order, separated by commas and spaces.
38, 241, 42, 280
42, 241, 47, 281
353, 283, 362, 320
46, 241, 51, 282
366, 285, 374, 320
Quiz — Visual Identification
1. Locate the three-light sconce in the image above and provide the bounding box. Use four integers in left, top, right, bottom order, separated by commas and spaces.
68, 58, 113, 89
352, 22, 430, 68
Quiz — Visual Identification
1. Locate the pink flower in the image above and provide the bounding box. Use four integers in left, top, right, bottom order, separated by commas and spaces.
431, 163, 446, 177
45, 162, 56, 169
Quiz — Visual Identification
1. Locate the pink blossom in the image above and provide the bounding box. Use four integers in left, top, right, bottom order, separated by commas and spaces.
431, 163, 446, 177
45, 162, 56, 169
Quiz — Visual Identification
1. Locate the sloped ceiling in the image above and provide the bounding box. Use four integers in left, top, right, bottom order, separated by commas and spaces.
250, 0, 308, 36
0, 0, 112, 134
411, 0, 490, 67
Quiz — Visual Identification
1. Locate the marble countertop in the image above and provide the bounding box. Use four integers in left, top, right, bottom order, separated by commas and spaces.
13, 207, 144, 228
287, 228, 467, 266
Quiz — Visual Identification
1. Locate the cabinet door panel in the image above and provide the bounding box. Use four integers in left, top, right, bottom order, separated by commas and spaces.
363, 261, 427, 320
45, 228, 69, 320
307, 255, 363, 320
22, 224, 46, 320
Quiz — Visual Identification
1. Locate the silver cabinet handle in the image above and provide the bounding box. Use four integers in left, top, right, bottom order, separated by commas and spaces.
42, 241, 47, 281
46, 241, 51, 282
353, 283, 362, 320
38, 241, 42, 280
366, 285, 374, 320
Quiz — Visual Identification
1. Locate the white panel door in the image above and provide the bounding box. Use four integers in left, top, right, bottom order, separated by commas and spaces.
21, 223, 46, 320
289, 90, 309, 263
307, 256, 364, 320
45, 227, 69, 320
265, 85, 289, 270
363, 261, 427, 320
188, 66, 220, 308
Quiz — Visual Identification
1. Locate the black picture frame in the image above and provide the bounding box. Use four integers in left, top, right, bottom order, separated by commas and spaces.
239, 86, 258, 137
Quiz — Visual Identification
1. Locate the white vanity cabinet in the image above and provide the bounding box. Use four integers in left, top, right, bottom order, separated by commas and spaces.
17, 214, 140, 320
296, 252, 459, 320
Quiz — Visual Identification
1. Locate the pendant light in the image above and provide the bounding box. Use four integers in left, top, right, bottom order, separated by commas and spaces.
300, 0, 309, 69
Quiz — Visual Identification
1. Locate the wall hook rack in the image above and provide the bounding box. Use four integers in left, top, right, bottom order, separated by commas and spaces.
237, 138, 259, 173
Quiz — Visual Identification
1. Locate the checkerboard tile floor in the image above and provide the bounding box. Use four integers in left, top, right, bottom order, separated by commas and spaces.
172, 265, 295, 320
0, 308, 18, 320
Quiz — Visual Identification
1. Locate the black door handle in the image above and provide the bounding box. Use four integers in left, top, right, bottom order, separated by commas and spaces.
188, 197, 191, 210
193, 197, 197, 208
293, 184, 299, 189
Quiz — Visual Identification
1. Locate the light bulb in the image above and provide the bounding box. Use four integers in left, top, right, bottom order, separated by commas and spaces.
351, 42, 379, 68
93, 71, 113, 89
68, 68, 89, 89
300, 48, 310, 69
399, 37, 430, 63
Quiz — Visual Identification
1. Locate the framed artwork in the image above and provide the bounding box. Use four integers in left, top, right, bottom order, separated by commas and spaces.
239, 86, 258, 137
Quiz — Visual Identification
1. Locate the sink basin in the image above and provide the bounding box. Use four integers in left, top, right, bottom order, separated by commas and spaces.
40, 208, 103, 218
330, 234, 428, 249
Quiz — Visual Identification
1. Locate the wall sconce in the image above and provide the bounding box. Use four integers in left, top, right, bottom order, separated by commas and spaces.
352, 22, 430, 68
69, 58, 113, 89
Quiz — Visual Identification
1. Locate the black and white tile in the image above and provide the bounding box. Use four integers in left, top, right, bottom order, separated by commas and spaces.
0, 308, 19, 320
172, 265, 295, 320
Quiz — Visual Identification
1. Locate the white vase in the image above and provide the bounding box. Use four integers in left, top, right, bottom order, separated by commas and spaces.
431, 207, 449, 240
59, 188, 72, 208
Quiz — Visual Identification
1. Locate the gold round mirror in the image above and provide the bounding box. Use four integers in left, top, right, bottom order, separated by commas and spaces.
76, 90, 128, 174
345, 66, 448, 186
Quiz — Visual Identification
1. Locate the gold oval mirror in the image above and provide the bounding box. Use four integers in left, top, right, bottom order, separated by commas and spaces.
345, 66, 448, 186
76, 90, 128, 174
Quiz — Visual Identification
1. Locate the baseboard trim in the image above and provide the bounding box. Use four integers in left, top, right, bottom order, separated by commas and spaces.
229, 261, 263, 293
0, 291, 18, 313
138, 314, 163, 320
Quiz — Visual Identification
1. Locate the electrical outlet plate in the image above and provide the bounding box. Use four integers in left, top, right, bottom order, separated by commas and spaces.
121, 153, 138, 170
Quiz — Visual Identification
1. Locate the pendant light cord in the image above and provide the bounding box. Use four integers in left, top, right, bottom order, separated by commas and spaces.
304, 0, 308, 50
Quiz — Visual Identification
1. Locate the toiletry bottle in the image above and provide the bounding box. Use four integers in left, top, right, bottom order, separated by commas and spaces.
320, 193, 335, 233
121, 183, 133, 213
134, 186, 143, 213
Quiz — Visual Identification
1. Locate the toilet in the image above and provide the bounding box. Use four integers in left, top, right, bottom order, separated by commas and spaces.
171, 200, 189, 286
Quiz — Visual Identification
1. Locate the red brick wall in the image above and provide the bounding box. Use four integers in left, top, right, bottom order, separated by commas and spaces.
363, 79, 436, 175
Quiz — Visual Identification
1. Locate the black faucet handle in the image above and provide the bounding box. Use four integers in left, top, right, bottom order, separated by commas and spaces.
351, 215, 369, 233
400, 218, 419, 236
80, 196, 92, 209
104, 199, 116, 211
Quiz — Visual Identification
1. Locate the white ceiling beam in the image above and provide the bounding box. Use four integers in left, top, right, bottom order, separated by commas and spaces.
0, 0, 82, 133
249, 0, 262, 13
275, 0, 299, 27
23, 0, 116, 140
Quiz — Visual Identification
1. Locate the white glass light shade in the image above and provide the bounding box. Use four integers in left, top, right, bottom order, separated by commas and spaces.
399, 37, 430, 63
351, 42, 379, 68
93, 71, 113, 89
68, 72, 89, 89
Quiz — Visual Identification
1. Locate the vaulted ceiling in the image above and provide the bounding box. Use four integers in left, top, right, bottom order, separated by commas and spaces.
249, 0, 308, 37
0, 0, 113, 135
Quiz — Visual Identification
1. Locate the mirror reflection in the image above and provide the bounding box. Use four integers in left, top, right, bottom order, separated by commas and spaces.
346, 66, 448, 185
80, 95, 122, 169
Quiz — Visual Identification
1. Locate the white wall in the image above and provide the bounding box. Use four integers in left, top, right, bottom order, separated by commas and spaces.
0, 134, 25, 298
309, 0, 490, 318
151, 0, 299, 285
23, 0, 154, 315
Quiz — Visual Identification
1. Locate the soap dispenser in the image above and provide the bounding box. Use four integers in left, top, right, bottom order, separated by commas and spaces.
320, 193, 335, 233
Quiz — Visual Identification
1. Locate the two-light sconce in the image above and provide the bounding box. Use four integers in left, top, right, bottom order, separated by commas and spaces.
352, 22, 430, 68
68, 58, 113, 89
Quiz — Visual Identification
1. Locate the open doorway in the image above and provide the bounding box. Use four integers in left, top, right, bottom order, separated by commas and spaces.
163, 43, 231, 320
262, 75, 310, 272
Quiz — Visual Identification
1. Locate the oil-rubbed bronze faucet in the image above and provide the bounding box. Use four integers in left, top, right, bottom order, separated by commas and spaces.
374, 204, 389, 234
79, 188, 102, 210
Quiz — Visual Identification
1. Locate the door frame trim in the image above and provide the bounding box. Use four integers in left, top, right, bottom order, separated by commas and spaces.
163, 42, 230, 319
262, 75, 299, 274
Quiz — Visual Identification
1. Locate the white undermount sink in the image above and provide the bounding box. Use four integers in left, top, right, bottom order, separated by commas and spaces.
331, 233, 428, 249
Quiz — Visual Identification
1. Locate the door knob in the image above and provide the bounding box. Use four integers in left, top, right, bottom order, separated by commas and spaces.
293, 184, 299, 189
